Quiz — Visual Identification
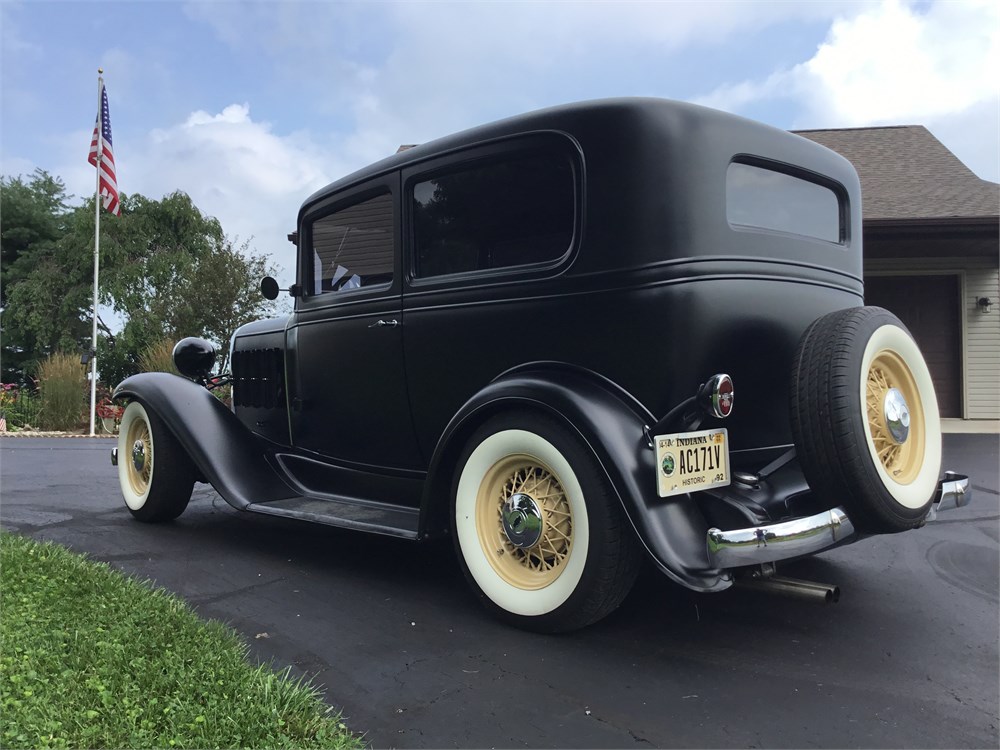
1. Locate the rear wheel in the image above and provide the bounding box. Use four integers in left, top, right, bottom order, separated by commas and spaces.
790, 306, 942, 533
117, 401, 195, 523
452, 411, 641, 632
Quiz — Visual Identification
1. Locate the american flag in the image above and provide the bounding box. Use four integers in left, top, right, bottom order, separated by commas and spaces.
88, 82, 120, 216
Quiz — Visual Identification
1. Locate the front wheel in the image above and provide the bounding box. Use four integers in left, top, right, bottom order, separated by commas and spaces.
452, 411, 640, 632
790, 306, 942, 533
117, 401, 195, 523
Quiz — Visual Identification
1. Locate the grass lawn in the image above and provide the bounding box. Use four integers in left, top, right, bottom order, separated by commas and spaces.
0, 532, 365, 749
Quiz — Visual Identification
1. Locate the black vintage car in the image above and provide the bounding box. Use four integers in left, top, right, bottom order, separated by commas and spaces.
112, 98, 971, 632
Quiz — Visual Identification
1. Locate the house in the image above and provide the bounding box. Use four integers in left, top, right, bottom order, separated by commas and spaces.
797, 126, 999, 421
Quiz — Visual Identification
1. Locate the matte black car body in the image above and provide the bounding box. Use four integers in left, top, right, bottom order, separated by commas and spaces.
114, 98, 969, 627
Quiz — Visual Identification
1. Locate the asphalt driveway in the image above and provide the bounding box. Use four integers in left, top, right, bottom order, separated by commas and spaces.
1, 434, 997, 748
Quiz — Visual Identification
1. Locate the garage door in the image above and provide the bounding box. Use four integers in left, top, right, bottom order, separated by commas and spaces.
864, 274, 962, 418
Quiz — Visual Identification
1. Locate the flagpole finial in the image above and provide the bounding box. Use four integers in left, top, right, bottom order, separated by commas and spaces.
98, 67, 103, 74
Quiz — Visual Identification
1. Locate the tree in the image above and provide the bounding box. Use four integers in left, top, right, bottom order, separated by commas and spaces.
1, 170, 71, 306
185, 237, 277, 373
1, 178, 277, 386
1, 171, 76, 383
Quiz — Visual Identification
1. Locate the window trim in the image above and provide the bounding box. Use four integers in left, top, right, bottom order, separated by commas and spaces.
726, 156, 849, 246
403, 132, 583, 289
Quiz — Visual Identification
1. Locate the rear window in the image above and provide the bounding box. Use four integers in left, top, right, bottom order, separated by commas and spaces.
727, 162, 843, 243
412, 151, 574, 278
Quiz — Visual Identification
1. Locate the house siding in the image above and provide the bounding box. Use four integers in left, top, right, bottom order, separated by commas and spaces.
865, 257, 1000, 419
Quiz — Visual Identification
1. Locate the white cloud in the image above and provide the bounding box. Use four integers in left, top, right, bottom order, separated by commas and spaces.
799, 0, 999, 126
130, 103, 351, 285
0, 155, 38, 181
180, 1, 870, 155
697, 0, 1000, 179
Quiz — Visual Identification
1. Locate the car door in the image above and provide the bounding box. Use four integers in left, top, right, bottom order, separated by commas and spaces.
286, 177, 424, 471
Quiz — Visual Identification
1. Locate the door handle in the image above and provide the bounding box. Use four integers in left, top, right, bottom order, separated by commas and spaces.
368, 319, 399, 328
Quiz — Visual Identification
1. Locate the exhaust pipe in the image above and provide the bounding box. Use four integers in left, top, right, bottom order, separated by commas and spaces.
736, 575, 840, 604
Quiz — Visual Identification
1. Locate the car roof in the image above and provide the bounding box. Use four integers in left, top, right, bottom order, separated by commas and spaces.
300, 97, 836, 212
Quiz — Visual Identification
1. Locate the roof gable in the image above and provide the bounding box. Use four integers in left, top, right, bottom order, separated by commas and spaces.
795, 125, 998, 222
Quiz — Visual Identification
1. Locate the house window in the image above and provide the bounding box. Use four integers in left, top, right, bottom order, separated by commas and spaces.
309, 192, 394, 295
412, 151, 574, 278
727, 162, 843, 243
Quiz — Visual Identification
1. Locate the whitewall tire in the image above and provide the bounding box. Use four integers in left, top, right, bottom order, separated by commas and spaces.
452, 411, 640, 632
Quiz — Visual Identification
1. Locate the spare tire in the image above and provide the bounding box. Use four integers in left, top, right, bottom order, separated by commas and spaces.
790, 306, 942, 533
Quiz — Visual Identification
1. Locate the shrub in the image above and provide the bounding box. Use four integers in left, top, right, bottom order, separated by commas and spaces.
37, 353, 86, 431
138, 338, 179, 375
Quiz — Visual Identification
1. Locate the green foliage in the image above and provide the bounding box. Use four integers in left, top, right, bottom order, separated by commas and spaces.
138, 339, 180, 375
0, 170, 70, 306
36, 353, 86, 431
0, 532, 363, 750
0, 171, 76, 384
185, 237, 277, 373
1, 175, 278, 388
95, 325, 150, 391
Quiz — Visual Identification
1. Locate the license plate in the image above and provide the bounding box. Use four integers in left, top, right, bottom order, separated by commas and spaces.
654, 428, 730, 498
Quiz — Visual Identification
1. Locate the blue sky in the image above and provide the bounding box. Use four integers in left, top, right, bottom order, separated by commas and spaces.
2, 0, 997, 286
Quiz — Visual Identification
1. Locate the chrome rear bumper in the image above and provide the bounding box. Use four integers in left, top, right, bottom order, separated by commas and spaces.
925, 471, 972, 521
706, 473, 972, 569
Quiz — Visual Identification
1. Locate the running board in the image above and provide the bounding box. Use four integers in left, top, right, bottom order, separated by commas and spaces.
246, 495, 420, 540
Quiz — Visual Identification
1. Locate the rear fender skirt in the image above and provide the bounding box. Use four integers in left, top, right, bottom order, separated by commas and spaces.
113, 373, 297, 509
422, 363, 729, 592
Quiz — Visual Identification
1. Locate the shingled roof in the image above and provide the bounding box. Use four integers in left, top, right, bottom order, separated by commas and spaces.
795, 125, 999, 223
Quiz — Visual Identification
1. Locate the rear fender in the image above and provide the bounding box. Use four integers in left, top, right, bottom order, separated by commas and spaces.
113, 373, 296, 509
421, 363, 729, 592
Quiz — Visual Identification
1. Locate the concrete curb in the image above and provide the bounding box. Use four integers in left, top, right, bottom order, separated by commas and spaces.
0, 431, 116, 439
941, 420, 1000, 435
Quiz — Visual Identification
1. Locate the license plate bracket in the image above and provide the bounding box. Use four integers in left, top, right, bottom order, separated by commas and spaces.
654, 428, 730, 497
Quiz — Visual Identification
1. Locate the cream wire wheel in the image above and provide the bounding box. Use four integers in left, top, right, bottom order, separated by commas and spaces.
124, 407, 154, 499
474, 455, 574, 590
117, 400, 195, 523
857, 323, 941, 511
864, 349, 925, 486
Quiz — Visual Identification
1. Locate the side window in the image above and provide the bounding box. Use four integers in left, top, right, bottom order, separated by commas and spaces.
412, 151, 574, 278
309, 192, 394, 295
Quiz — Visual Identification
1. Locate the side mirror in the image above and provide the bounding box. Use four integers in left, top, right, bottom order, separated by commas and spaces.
172, 337, 217, 381
260, 276, 302, 300
261, 276, 280, 300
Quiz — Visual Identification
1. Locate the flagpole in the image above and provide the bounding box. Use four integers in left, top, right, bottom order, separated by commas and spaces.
90, 69, 103, 437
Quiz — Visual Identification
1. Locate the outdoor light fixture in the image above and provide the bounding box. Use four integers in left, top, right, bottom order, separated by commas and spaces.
977, 297, 993, 314
80, 350, 95, 365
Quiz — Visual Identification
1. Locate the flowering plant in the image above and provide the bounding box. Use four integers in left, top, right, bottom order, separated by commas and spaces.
0, 383, 19, 409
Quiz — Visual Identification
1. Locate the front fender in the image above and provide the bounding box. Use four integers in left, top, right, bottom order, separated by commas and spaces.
422, 363, 730, 592
113, 373, 296, 509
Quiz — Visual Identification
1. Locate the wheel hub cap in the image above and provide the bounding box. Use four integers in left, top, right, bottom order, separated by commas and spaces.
131, 440, 147, 472
883, 387, 911, 444
501, 493, 544, 549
